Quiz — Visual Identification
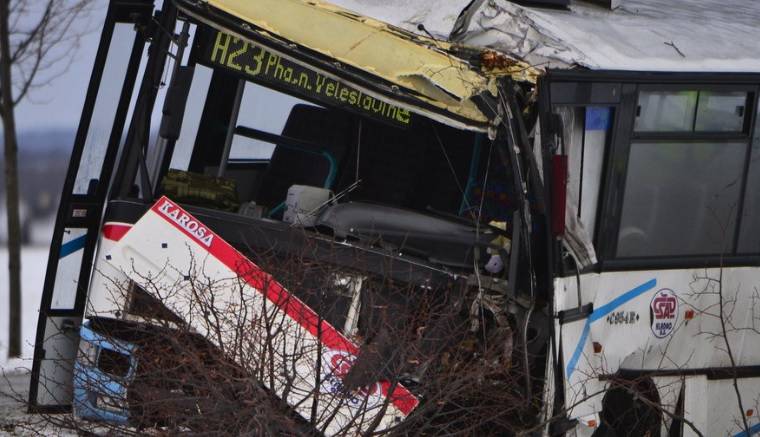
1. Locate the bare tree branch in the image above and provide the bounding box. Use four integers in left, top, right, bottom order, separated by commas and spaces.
1, 0, 95, 359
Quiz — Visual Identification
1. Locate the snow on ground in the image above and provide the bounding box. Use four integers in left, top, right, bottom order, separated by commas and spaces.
0, 246, 80, 436
0, 246, 50, 372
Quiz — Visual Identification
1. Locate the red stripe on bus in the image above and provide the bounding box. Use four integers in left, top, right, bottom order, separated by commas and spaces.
148, 197, 419, 415
103, 223, 132, 242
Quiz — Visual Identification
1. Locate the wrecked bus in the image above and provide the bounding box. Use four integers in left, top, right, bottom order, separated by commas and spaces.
29, 0, 760, 436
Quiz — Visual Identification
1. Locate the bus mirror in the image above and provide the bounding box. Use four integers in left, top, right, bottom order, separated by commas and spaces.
159, 66, 194, 141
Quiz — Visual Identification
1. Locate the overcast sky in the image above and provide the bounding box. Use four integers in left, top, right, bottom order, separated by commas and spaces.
14, 4, 107, 133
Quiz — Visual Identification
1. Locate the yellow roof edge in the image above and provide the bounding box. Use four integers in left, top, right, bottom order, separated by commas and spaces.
177, 0, 504, 126
295, 0, 542, 83
185, 12, 490, 131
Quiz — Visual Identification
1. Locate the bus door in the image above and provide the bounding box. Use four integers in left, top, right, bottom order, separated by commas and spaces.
28, 1, 153, 411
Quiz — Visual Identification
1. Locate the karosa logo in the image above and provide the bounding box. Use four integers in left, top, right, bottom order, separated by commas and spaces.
157, 199, 215, 247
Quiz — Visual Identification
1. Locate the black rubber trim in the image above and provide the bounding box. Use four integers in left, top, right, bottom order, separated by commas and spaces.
27, 404, 71, 415
557, 303, 594, 324
547, 69, 760, 85
599, 366, 760, 381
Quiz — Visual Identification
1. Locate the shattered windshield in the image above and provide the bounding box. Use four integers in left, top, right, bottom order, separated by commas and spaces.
157, 65, 516, 272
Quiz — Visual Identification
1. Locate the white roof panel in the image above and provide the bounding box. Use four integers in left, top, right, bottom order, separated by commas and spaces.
329, 0, 760, 73
326, 0, 470, 37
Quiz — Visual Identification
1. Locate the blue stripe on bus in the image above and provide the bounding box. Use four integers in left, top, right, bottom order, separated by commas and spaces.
59, 234, 87, 259
734, 422, 760, 437
565, 279, 657, 379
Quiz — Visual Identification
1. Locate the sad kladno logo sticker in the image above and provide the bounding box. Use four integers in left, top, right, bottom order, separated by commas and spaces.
320, 350, 383, 410
650, 288, 678, 338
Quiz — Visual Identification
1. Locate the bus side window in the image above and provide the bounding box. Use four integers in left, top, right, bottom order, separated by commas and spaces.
616, 89, 752, 258
738, 95, 760, 253
168, 65, 213, 172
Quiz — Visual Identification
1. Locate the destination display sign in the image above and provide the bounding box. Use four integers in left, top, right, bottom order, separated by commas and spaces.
199, 29, 413, 127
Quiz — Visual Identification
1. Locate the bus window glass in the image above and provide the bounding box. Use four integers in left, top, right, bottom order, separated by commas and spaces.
229, 82, 319, 161
617, 141, 745, 257
169, 65, 213, 171
165, 81, 486, 221
695, 91, 748, 132
581, 107, 611, 237
636, 90, 748, 134
73, 24, 135, 194
228, 135, 275, 161
635, 91, 697, 132
237, 82, 319, 135
738, 97, 760, 253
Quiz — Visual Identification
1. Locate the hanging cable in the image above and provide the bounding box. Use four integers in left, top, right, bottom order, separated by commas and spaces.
472, 135, 495, 344
432, 124, 468, 205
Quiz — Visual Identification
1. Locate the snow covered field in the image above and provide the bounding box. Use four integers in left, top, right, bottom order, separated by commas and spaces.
0, 246, 50, 373
0, 247, 57, 435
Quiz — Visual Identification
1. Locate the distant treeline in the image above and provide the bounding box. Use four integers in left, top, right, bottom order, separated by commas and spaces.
0, 128, 74, 217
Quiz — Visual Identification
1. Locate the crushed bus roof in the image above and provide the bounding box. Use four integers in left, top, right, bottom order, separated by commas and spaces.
331, 0, 760, 73
175, 0, 491, 128
175, 0, 541, 130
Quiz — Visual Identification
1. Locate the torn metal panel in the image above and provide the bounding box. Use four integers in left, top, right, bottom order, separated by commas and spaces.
324, 0, 541, 83
451, 0, 760, 72
107, 196, 419, 435
329, 0, 473, 39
